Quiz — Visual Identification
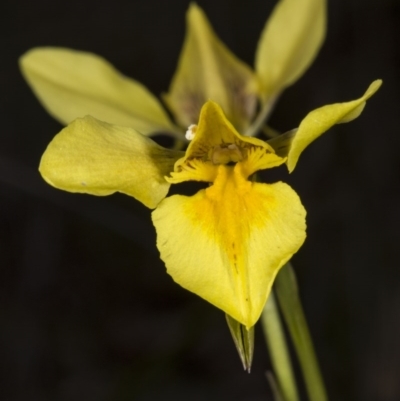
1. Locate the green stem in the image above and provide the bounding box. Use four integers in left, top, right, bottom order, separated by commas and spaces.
245, 95, 278, 137
275, 263, 328, 401
262, 292, 300, 401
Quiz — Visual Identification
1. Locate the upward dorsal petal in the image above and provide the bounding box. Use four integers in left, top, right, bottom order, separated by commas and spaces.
163, 4, 258, 133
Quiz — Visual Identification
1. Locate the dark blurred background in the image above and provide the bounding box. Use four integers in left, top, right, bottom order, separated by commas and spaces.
1, 0, 399, 400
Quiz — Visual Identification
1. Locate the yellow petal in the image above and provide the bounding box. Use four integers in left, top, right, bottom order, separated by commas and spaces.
164, 4, 258, 133
20, 48, 179, 136
187, 101, 273, 155
285, 80, 382, 172
39, 116, 184, 208
255, 0, 326, 100
172, 101, 281, 181
152, 163, 306, 328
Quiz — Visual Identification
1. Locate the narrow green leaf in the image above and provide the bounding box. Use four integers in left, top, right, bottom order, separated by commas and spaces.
262, 292, 299, 401
275, 263, 328, 401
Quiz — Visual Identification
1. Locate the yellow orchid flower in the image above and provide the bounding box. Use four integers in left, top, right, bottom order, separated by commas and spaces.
20, 0, 326, 137
39, 80, 381, 328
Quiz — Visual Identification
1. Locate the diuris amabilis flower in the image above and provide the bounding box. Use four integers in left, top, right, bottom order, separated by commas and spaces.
19, 0, 326, 138
39, 81, 381, 328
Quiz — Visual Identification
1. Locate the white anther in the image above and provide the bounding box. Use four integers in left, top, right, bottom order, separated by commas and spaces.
185, 124, 197, 140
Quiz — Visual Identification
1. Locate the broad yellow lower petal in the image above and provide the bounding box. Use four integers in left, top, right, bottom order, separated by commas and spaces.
39, 116, 184, 208
152, 164, 306, 328
20, 48, 180, 136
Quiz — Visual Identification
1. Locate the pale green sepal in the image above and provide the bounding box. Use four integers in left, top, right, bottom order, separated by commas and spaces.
20, 48, 180, 136
275, 263, 328, 401
225, 314, 254, 373
255, 0, 326, 100
286, 79, 382, 172
39, 116, 184, 209
164, 4, 258, 133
